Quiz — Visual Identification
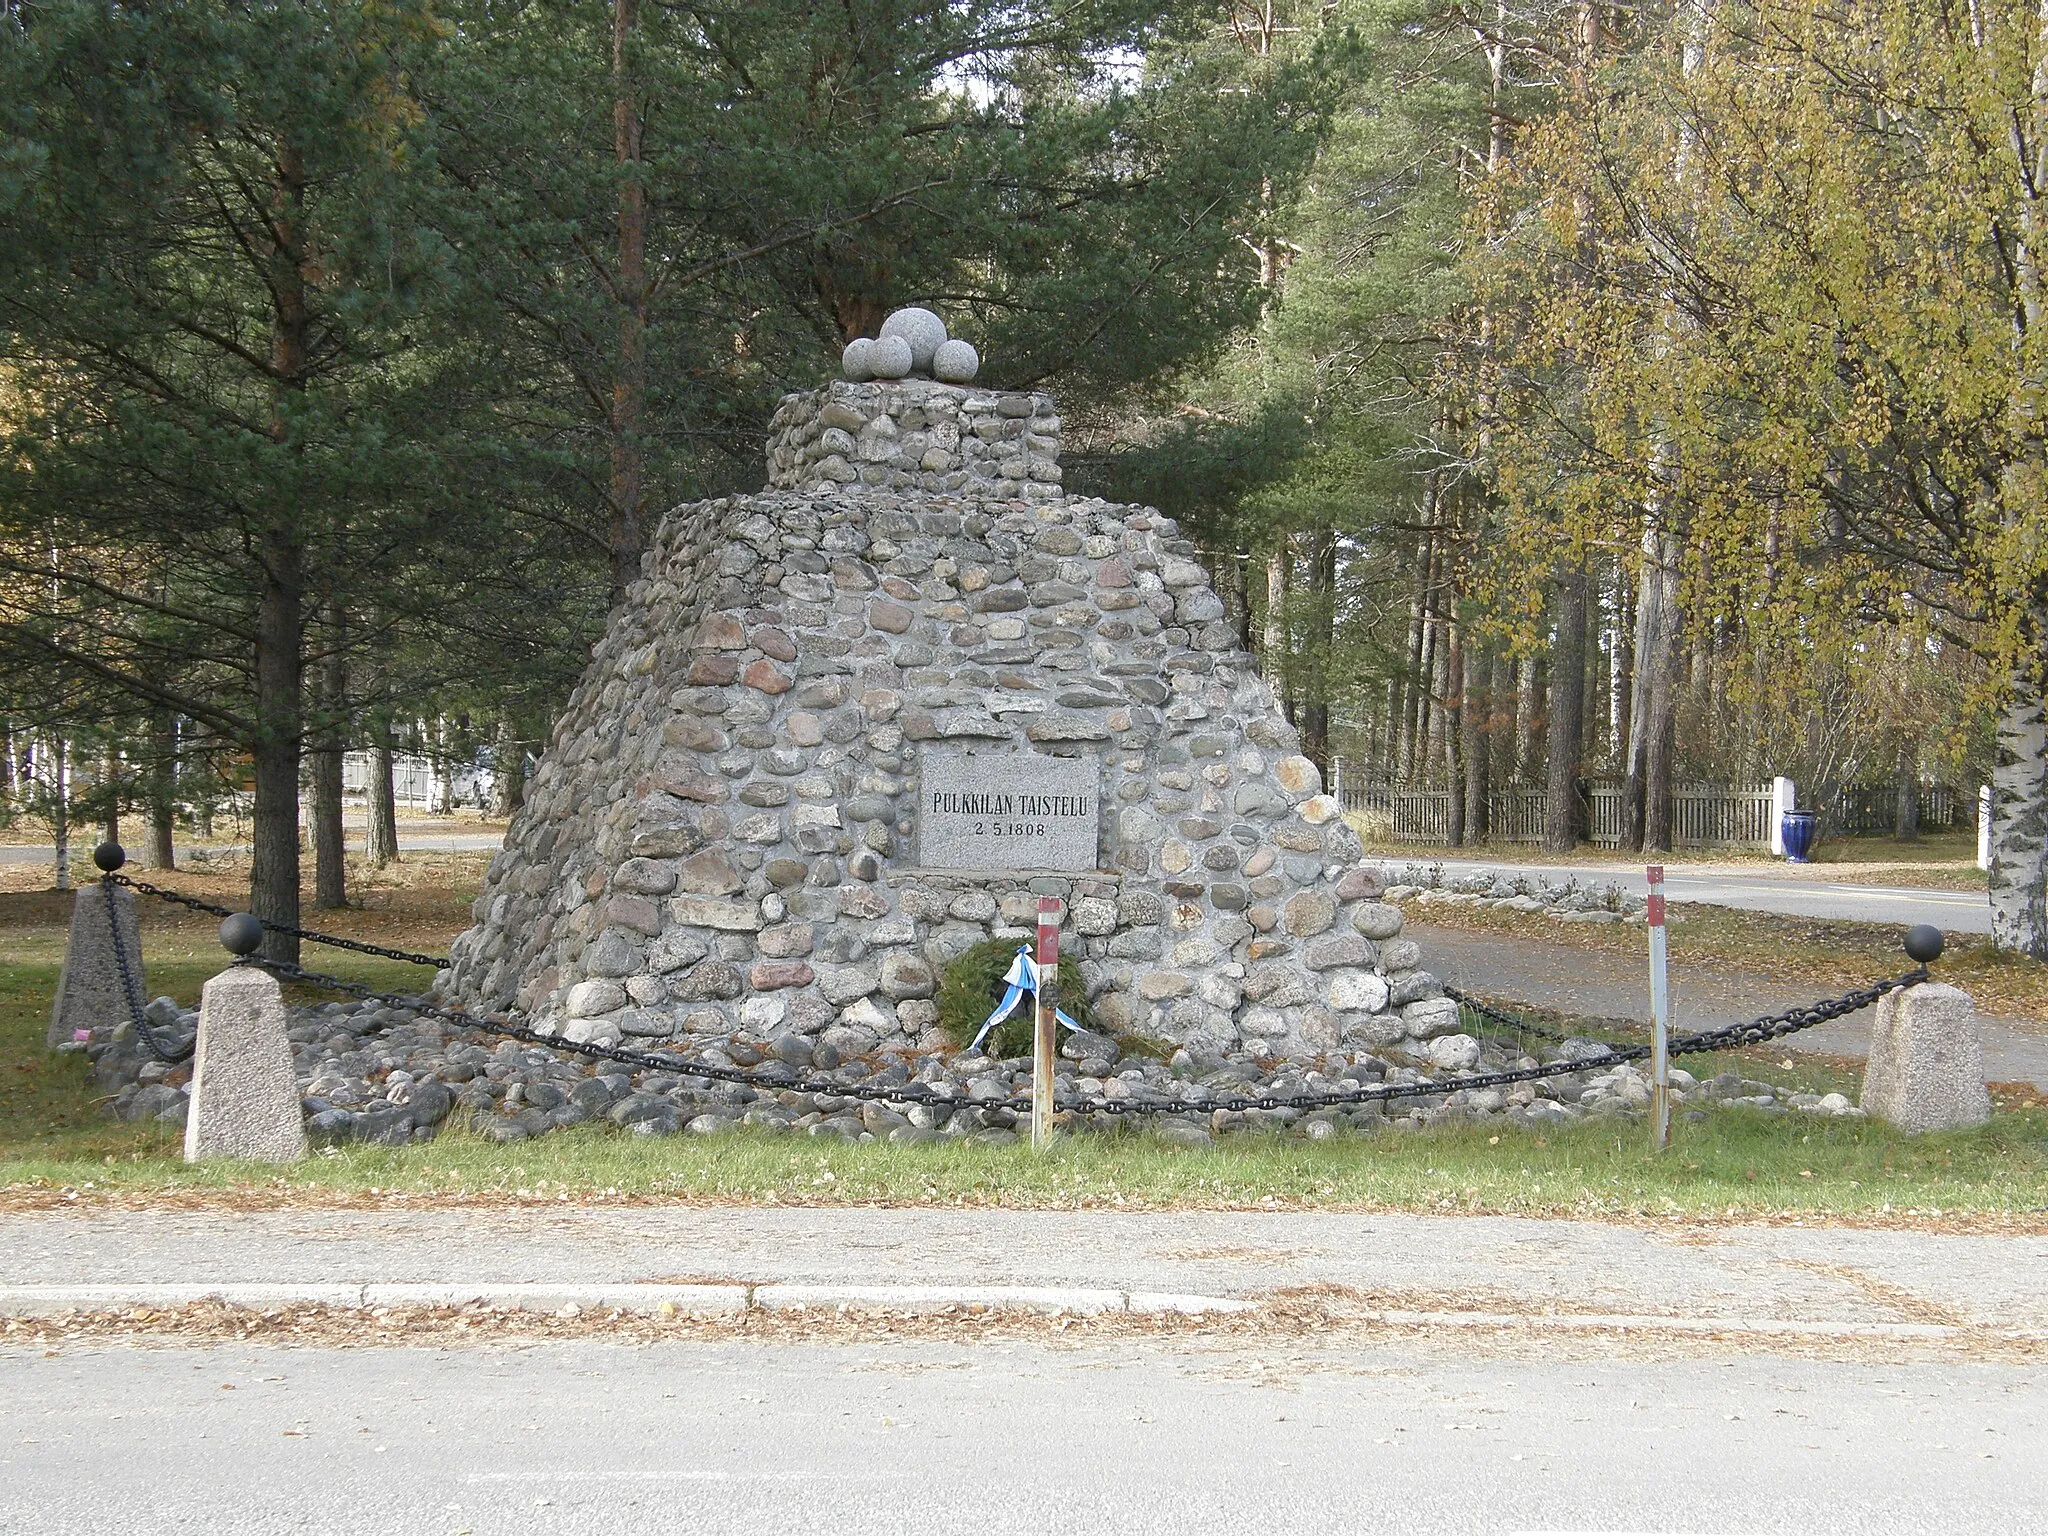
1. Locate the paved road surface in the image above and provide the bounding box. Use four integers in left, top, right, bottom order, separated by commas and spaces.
1407, 921, 2048, 1086
11, 1208, 2048, 1329
0, 832, 505, 866
3, 1338, 2039, 1534
1390, 856, 1991, 934
2, 843, 1990, 935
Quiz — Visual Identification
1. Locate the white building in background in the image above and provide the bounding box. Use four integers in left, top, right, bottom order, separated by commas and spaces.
340, 751, 494, 812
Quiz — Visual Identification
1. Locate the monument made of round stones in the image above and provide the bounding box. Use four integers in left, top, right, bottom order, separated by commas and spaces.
446, 311, 1454, 1062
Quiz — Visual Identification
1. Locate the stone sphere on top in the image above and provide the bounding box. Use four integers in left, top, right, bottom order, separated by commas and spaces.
879, 306, 947, 371
867, 334, 914, 379
839, 335, 880, 382
933, 338, 979, 383
840, 337, 876, 381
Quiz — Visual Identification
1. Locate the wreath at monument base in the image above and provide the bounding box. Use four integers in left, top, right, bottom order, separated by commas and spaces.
935, 937, 1096, 1060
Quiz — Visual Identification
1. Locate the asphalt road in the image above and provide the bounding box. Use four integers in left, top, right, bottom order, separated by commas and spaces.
2, 1338, 2039, 1534
1397, 857, 1991, 935
3, 842, 1986, 935
1405, 922, 2048, 1084
0, 832, 506, 866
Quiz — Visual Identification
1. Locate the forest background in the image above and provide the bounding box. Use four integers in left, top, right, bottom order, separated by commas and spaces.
4, 0, 2047, 956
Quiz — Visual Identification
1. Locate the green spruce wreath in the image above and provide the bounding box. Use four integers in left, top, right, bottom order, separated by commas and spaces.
934, 936, 1094, 1059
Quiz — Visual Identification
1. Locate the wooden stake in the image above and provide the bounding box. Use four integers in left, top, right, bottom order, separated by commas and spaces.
1647, 863, 1671, 1150
1031, 896, 1060, 1151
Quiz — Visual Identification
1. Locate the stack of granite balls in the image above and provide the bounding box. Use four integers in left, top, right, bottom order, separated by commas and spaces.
841, 306, 980, 384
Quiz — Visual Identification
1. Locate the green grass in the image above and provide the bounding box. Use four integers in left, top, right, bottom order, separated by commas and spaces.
1, 925, 435, 1163
5, 1112, 2046, 1222
7, 908, 2046, 1223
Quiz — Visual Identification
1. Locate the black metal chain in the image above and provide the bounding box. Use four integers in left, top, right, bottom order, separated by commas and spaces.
1442, 983, 1581, 1046
254, 955, 1929, 1123
112, 874, 448, 969
257, 957, 1045, 1115
102, 878, 194, 1065
1666, 971, 1925, 1055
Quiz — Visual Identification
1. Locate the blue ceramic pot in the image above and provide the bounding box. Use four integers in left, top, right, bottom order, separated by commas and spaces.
1781, 809, 1817, 863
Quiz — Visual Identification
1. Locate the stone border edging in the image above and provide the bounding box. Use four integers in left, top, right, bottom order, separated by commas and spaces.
3, 1284, 2037, 1340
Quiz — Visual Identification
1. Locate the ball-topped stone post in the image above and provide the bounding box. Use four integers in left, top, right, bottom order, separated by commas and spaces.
47, 842, 141, 1049
1862, 920, 1986, 1133
186, 909, 305, 1163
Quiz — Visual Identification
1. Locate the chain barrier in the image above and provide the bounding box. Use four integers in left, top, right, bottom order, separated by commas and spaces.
102, 878, 194, 1066
112, 874, 448, 970
1441, 983, 1581, 1046
253, 954, 1928, 1123
255, 956, 1044, 1115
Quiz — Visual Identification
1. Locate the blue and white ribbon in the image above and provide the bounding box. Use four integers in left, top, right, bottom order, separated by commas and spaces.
967, 944, 1082, 1052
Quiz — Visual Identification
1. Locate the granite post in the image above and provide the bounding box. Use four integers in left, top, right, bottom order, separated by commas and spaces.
48, 883, 141, 1050
184, 964, 307, 1163
1859, 981, 1991, 1133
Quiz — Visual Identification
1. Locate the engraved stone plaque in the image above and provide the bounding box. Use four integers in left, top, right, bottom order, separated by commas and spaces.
916, 750, 1100, 871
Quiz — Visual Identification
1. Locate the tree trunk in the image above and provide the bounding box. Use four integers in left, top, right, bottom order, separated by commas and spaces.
251, 524, 305, 965
1299, 527, 1334, 772
489, 717, 526, 820
50, 734, 69, 892
1234, 547, 1254, 652
1211, 549, 1250, 653
433, 716, 458, 814
311, 745, 344, 907
97, 743, 120, 850
1263, 545, 1293, 722
1489, 651, 1514, 788
1610, 561, 1634, 763
1395, 548, 1427, 780
1514, 654, 1541, 781
1622, 530, 1681, 853
1893, 745, 1921, 843
145, 710, 176, 870
607, 0, 649, 597
1543, 567, 1589, 852
310, 606, 347, 909
1445, 625, 1467, 846
1990, 673, 2048, 957
365, 728, 399, 867
251, 140, 310, 966
1462, 641, 1490, 842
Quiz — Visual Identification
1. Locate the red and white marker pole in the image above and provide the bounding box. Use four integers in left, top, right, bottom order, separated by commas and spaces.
1032, 896, 1061, 1151
1647, 864, 1671, 1150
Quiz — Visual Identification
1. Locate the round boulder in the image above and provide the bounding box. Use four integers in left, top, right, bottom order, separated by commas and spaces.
841, 337, 876, 380
1426, 1033, 1481, 1073
880, 307, 947, 371
933, 337, 980, 383
868, 334, 914, 379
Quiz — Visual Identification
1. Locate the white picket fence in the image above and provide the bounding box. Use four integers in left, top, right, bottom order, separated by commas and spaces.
1589, 782, 1775, 848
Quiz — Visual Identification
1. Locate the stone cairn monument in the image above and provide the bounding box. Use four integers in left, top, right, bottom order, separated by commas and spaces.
446, 309, 1453, 1063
